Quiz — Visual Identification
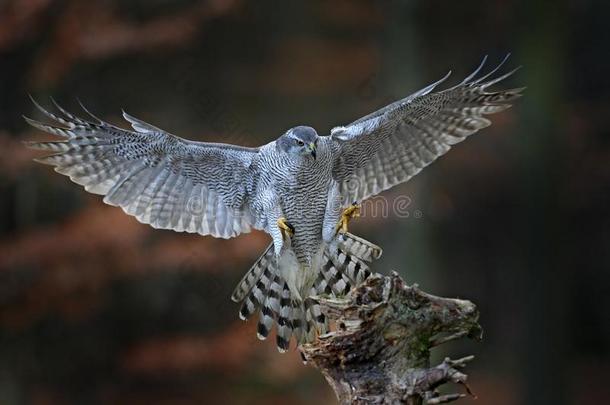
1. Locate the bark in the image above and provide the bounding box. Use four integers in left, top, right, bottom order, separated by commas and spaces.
300, 272, 482, 404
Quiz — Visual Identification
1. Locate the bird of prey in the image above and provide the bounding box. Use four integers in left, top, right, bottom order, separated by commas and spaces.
25, 56, 523, 352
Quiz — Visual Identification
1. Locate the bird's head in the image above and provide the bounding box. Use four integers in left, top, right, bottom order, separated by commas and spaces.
277, 126, 318, 159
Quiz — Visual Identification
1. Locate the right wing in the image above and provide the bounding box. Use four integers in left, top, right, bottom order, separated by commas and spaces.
25, 100, 263, 239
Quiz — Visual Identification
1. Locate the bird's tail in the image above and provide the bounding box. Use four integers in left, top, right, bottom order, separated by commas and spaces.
231, 232, 382, 352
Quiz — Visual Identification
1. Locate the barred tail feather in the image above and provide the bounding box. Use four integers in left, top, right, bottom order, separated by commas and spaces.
233, 232, 382, 352
257, 272, 282, 340
320, 232, 382, 291
235, 247, 302, 352
276, 282, 293, 352
304, 306, 317, 343
320, 253, 353, 296
231, 243, 274, 303
291, 300, 311, 344
336, 232, 383, 262
305, 294, 328, 335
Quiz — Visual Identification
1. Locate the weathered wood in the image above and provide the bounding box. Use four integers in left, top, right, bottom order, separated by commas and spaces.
300, 272, 482, 404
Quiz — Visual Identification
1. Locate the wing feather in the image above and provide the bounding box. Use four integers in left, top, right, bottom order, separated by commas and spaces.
330, 55, 524, 205
25, 101, 262, 239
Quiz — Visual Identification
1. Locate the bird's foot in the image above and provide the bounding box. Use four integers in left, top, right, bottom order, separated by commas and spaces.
335, 202, 361, 234
277, 217, 295, 240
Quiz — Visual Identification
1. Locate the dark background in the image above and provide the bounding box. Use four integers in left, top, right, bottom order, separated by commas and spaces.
1, 1, 609, 404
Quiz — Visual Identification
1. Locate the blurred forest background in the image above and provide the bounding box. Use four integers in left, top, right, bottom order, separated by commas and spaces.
1, 0, 609, 404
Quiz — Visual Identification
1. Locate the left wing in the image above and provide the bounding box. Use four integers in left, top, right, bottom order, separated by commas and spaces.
329, 55, 524, 206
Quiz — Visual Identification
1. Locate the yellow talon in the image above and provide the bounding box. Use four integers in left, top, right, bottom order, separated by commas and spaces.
336, 203, 361, 234
277, 217, 295, 240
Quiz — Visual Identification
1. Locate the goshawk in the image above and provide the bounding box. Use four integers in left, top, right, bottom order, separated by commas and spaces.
25, 56, 523, 351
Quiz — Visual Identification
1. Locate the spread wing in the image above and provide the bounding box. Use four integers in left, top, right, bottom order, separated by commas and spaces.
25, 100, 262, 239
330, 55, 524, 206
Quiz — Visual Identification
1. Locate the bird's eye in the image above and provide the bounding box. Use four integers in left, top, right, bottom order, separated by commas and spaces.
296, 140, 304, 146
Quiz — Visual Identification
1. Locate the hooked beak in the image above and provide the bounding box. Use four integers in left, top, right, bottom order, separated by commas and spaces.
308, 142, 317, 159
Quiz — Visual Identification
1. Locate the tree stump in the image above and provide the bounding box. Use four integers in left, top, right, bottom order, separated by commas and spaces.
300, 272, 482, 404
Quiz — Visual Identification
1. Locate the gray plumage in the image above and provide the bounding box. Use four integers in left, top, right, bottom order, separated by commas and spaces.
25, 56, 522, 352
